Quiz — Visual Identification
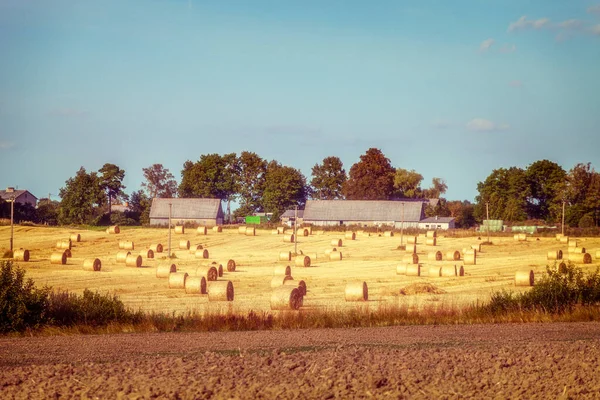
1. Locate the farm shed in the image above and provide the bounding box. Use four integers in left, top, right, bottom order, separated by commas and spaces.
0, 187, 37, 207
280, 209, 304, 226
418, 216, 456, 230
303, 200, 424, 228
149, 198, 224, 227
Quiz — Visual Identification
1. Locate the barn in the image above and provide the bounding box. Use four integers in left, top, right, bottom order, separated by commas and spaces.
0, 187, 37, 207
149, 198, 224, 227
302, 199, 425, 228
418, 216, 456, 230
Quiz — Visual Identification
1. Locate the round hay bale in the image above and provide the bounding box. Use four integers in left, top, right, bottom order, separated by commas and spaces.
56, 240, 71, 250
406, 264, 421, 276
345, 281, 368, 301
271, 229, 279, 235
383, 231, 394, 237
464, 252, 477, 265
207, 281, 234, 301
515, 270, 534, 287
405, 244, 417, 254
279, 251, 292, 261
556, 262, 568, 273
283, 279, 307, 296
283, 234, 295, 243
345, 232, 356, 240
402, 253, 419, 264
518, 233, 527, 242
295, 255, 311, 268
227, 259, 236, 272
425, 238, 437, 246
168, 272, 188, 289
277, 226, 286, 234
271, 275, 293, 288
396, 263, 408, 275
441, 265, 457, 277
428, 266, 442, 277
568, 247, 586, 254
568, 240, 578, 248
304, 252, 317, 261
271, 286, 303, 310
195, 266, 218, 281
559, 236, 569, 244
150, 243, 163, 253
13, 249, 30, 262
426, 230, 437, 238
513, 234, 520, 241
195, 249, 209, 259
64, 249, 72, 258
407, 236, 417, 244
70, 233, 81, 243
324, 248, 337, 255
297, 228, 309, 237
471, 244, 481, 252
245, 226, 256, 236
568, 253, 592, 264
185, 276, 207, 294
50, 251, 67, 265
213, 226, 223, 232
547, 250, 563, 260
331, 239, 342, 247
202, 249, 209, 259
197, 226, 208, 235
107, 225, 120, 234
190, 244, 203, 254
125, 254, 142, 268
141, 249, 154, 259
179, 240, 190, 250
119, 241, 134, 250
156, 263, 176, 278
329, 251, 343, 261
457, 265, 465, 276
215, 263, 223, 277
175, 225, 185, 234
464, 248, 476, 255
427, 251, 442, 261
116, 251, 131, 263
446, 251, 461, 261
596, 250, 600, 260
555, 234, 563, 241
274, 265, 292, 276
82, 258, 101, 272
238, 226, 247, 234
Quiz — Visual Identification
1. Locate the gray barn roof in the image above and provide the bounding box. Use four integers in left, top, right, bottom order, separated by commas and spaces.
0, 189, 37, 201
281, 209, 304, 218
150, 198, 223, 219
303, 200, 424, 222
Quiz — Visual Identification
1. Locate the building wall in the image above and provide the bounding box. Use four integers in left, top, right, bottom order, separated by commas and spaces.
418, 221, 454, 230
306, 220, 420, 228
15, 193, 36, 207
150, 218, 222, 227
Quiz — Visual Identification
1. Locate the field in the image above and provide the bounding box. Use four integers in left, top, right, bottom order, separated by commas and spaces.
1, 225, 600, 314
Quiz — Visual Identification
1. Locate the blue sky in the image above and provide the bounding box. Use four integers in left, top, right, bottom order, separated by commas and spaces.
1, 0, 599, 203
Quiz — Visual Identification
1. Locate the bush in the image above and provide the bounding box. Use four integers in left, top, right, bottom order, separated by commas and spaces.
0, 261, 50, 333
579, 214, 596, 229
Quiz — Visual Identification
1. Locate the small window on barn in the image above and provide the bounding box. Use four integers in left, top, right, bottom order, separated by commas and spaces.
437, 225, 441, 228
425, 225, 429, 228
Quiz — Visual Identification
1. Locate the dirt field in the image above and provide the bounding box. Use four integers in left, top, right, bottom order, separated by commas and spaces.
1, 226, 599, 314
1, 322, 600, 398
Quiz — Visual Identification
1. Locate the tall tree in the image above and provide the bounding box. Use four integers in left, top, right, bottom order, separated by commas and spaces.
475, 167, 530, 222
423, 177, 448, 199
237, 151, 267, 215
310, 156, 346, 200
393, 168, 423, 198
128, 190, 151, 225
566, 163, 600, 227
447, 200, 476, 228
262, 161, 308, 221
58, 167, 106, 224
343, 148, 396, 200
141, 164, 177, 198
525, 160, 566, 222
98, 163, 127, 215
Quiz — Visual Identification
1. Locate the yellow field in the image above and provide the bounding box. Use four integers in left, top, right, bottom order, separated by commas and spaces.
2, 226, 599, 315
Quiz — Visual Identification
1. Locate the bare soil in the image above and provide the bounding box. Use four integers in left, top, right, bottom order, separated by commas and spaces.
2, 322, 600, 399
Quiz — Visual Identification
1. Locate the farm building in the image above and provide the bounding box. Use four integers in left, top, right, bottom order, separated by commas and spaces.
149, 198, 224, 226
302, 200, 425, 228
418, 216, 456, 230
0, 187, 37, 207
281, 209, 304, 226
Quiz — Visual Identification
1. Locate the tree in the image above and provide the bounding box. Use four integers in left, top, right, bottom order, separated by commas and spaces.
237, 151, 267, 214
98, 163, 127, 215
58, 167, 106, 224
343, 148, 396, 200
423, 177, 448, 199
565, 163, 600, 227
179, 153, 238, 200
36, 200, 60, 225
393, 169, 423, 198
447, 200, 476, 228
310, 156, 347, 200
525, 160, 566, 222
424, 198, 451, 218
128, 190, 151, 225
262, 161, 308, 221
141, 164, 177, 198
475, 167, 530, 222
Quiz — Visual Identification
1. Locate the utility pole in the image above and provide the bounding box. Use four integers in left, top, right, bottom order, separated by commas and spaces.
294, 205, 298, 256
9, 196, 14, 252
400, 202, 405, 247
485, 202, 490, 244
561, 201, 566, 236
168, 202, 172, 258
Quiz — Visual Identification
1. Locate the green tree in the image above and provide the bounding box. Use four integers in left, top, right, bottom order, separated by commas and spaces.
475, 167, 530, 222
35, 200, 60, 225
179, 153, 238, 200
423, 177, 448, 199
424, 198, 451, 218
58, 167, 106, 225
141, 164, 177, 198
393, 168, 423, 198
565, 163, 600, 227
262, 161, 308, 221
447, 200, 476, 228
343, 148, 396, 200
128, 190, 151, 225
525, 160, 567, 222
310, 156, 346, 200
98, 163, 127, 215
237, 151, 267, 214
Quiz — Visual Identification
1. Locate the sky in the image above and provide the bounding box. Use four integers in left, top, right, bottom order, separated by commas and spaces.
0, 0, 599, 204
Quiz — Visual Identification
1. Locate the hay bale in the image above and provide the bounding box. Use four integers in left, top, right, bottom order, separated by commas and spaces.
116, 251, 131, 263
179, 240, 190, 250
213, 226, 223, 232
185, 276, 207, 294
195, 266, 218, 281
245, 226, 256, 236
515, 270, 534, 287
190, 244, 203, 254
195, 249, 209, 259
568, 247, 586, 254
446, 251, 461, 261
329, 251, 343, 261
324, 248, 337, 255
271, 275, 293, 288
441, 265, 457, 277
304, 252, 317, 261
214, 263, 223, 277
271, 286, 303, 310
407, 236, 417, 244
402, 253, 419, 264
383, 231, 394, 237
298, 228, 309, 237
556, 262, 567, 273
140, 249, 154, 259
56, 240, 71, 250
331, 239, 342, 247
168, 272, 188, 289
64, 249, 72, 258
271, 229, 279, 235
125, 254, 142, 268
547, 250, 563, 260
559, 236, 569, 244
345, 281, 368, 301
428, 266, 442, 277
156, 263, 176, 278
513, 234, 520, 241
464, 248, 476, 255
427, 251, 442, 261
227, 259, 236, 272
50, 251, 67, 265
405, 244, 416, 254
279, 251, 292, 261
426, 238, 437, 246
345, 231, 356, 240
13, 249, 30, 262
471, 244, 481, 252
238, 226, 247, 234
457, 265, 465, 276
283, 234, 295, 243
555, 234, 563, 241
175, 225, 185, 234
119, 241, 134, 250
568, 253, 592, 264
295, 255, 311, 268
464, 251, 477, 265
596, 250, 600, 260
150, 244, 163, 253
82, 258, 101, 272
276, 226, 285, 234
396, 263, 408, 275
207, 281, 234, 301
568, 240, 578, 248
70, 233, 81, 243
197, 226, 208, 235
107, 225, 120, 234
274, 265, 292, 276
406, 264, 421, 276
517, 233, 527, 242
426, 230, 437, 238
283, 279, 307, 296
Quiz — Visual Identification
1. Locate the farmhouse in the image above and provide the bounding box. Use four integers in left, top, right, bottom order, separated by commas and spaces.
0, 187, 37, 207
418, 216, 456, 230
149, 198, 224, 226
302, 199, 425, 228
281, 209, 304, 226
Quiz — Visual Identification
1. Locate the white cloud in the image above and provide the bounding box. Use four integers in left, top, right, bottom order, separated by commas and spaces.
588, 5, 600, 15
466, 118, 510, 132
499, 44, 516, 53
508, 16, 551, 32
0, 141, 14, 150
509, 80, 523, 88
479, 38, 495, 52
557, 19, 584, 30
